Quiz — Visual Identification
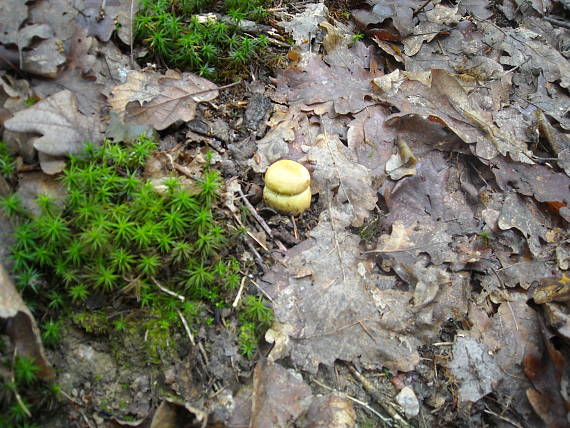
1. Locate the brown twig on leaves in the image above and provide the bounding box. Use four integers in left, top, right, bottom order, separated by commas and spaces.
237, 186, 273, 238
347, 364, 412, 428
311, 377, 392, 423
413, 0, 433, 16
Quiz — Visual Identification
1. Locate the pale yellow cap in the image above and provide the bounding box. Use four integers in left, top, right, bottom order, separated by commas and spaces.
264, 160, 310, 196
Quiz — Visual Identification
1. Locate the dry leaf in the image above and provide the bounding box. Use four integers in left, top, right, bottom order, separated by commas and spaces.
251, 360, 313, 428
0, 263, 54, 381
4, 89, 104, 157
109, 70, 219, 131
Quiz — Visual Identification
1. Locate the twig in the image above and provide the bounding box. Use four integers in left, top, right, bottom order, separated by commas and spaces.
244, 237, 269, 272
129, 0, 135, 69
291, 215, 299, 241
328, 200, 347, 281
237, 187, 273, 237
483, 408, 524, 428
311, 377, 392, 423
249, 278, 274, 303
364, 242, 449, 254
544, 16, 570, 30
10, 350, 32, 419
232, 214, 269, 251
413, 0, 433, 16
347, 365, 412, 428
151, 277, 185, 301
176, 309, 196, 346
232, 276, 247, 307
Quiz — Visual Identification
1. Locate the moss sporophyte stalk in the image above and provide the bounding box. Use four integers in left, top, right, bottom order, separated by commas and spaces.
0, 136, 273, 364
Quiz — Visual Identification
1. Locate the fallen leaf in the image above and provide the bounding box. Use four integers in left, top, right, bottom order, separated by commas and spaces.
296, 394, 356, 428
303, 133, 377, 227
262, 204, 422, 374
4, 89, 104, 157
448, 336, 502, 403
523, 318, 570, 428
250, 360, 313, 428
109, 70, 219, 131
0, 263, 55, 381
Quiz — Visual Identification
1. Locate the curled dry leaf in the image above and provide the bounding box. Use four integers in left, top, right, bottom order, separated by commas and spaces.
0, 263, 54, 381
523, 318, 570, 428
109, 70, 219, 131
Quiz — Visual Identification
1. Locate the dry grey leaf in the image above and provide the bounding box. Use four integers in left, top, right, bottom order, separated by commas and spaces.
262, 204, 422, 374
0, 0, 29, 45
272, 51, 379, 115
4, 89, 104, 157
303, 133, 377, 227
458, 0, 494, 19
15, 172, 67, 217
250, 360, 313, 428
482, 23, 570, 89
0, 263, 55, 381
296, 394, 356, 428
109, 70, 219, 131
497, 193, 551, 256
280, 3, 328, 48
352, 0, 418, 37
448, 336, 502, 403
78, 0, 140, 43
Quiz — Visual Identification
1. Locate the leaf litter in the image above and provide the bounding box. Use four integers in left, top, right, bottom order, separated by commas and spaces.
1, 0, 570, 426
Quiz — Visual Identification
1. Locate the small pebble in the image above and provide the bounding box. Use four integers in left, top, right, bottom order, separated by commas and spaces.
395, 386, 420, 418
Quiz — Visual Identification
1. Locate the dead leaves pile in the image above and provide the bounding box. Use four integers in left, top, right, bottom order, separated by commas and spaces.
250, 1, 570, 426
0, 0, 219, 175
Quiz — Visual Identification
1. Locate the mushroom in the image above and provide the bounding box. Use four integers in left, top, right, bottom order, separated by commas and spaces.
263, 160, 311, 215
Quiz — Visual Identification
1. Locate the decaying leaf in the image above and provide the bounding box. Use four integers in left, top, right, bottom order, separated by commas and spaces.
352, 0, 418, 38
296, 394, 356, 428
262, 204, 422, 374
448, 336, 502, 403
250, 360, 313, 428
4, 89, 104, 159
272, 46, 380, 115
109, 70, 219, 131
0, 263, 54, 381
385, 138, 416, 180
523, 318, 570, 428
303, 133, 377, 227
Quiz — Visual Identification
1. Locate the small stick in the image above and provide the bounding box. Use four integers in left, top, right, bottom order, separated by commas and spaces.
129, 0, 135, 69
10, 350, 31, 419
544, 16, 570, 30
232, 214, 269, 251
151, 277, 185, 301
238, 187, 273, 237
347, 364, 412, 428
249, 278, 274, 303
483, 408, 524, 428
232, 276, 247, 307
413, 0, 432, 16
291, 215, 299, 240
311, 377, 392, 423
244, 237, 269, 272
328, 200, 346, 281
176, 309, 196, 346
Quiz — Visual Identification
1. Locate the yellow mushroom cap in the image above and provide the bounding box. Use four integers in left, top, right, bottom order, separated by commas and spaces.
264, 160, 310, 196
263, 160, 311, 215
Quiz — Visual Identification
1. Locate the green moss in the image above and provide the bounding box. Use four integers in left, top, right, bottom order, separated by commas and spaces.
135, 0, 270, 79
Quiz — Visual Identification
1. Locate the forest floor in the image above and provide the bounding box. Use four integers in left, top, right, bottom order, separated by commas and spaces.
1, 0, 570, 427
